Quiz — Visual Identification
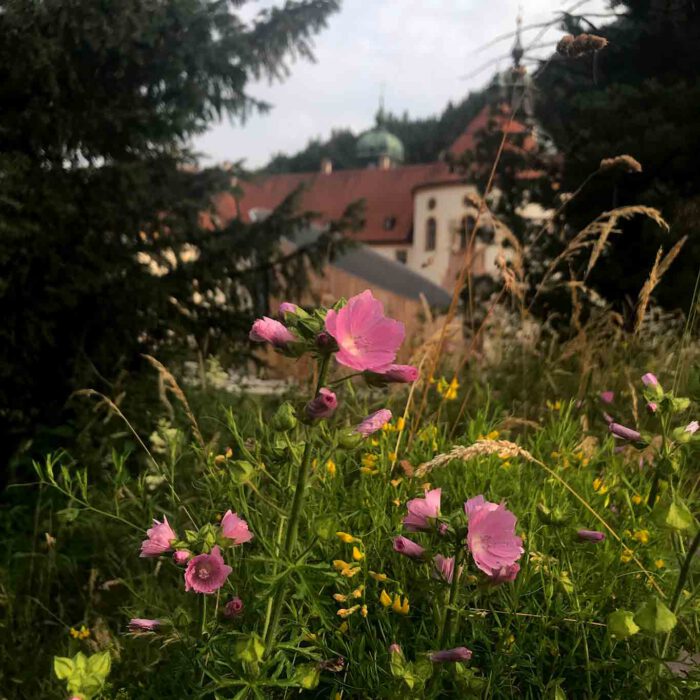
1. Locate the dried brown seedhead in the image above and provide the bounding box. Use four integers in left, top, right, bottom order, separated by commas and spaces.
600, 155, 643, 174
557, 33, 608, 57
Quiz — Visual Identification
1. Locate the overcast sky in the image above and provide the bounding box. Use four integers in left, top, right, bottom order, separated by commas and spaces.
192, 0, 611, 168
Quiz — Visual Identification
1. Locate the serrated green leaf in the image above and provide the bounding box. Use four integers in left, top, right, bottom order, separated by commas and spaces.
607, 610, 640, 639
86, 650, 111, 678
53, 656, 74, 680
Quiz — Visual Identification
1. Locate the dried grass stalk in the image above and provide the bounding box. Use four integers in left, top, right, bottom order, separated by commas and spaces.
416, 440, 534, 477
635, 236, 687, 333
143, 354, 205, 448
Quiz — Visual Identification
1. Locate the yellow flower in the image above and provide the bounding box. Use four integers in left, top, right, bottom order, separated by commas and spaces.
326, 460, 337, 477
379, 589, 392, 607
500, 460, 512, 470
632, 529, 650, 545
69, 625, 90, 640
361, 604, 368, 618
337, 605, 360, 619
388, 451, 398, 461
351, 586, 364, 598
391, 595, 410, 615
311, 458, 318, 470
654, 559, 665, 569
620, 548, 634, 563
336, 532, 359, 544
422, 482, 431, 492
333, 593, 347, 603
486, 430, 500, 441
546, 399, 562, 411
370, 571, 388, 582
333, 559, 360, 578
392, 498, 400, 507
390, 478, 402, 487
303, 631, 317, 642
339, 621, 349, 634
396, 417, 406, 431
362, 454, 378, 469
371, 438, 380, 446
632, 494, 642, 505
360, 467, 379, 475
593, 477, 603, 492
352, 546, 364, 561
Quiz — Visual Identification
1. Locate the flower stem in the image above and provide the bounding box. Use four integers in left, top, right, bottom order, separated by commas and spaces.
661, 528, 700, 658
438, 539, 464, 649
264, 355, 330, 652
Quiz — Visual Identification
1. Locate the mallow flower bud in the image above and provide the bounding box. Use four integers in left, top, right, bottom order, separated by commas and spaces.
305, 388, 338, 420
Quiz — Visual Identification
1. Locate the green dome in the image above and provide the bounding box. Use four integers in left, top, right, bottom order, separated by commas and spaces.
356, 126, 405, 163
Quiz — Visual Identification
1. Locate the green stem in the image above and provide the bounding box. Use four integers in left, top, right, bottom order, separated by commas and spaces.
438, 539, 464, 649
661, 528, 700, 658
264, 355, 330, 651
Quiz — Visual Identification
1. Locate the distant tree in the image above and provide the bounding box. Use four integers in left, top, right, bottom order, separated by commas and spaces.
0, 0, 345, 471
536, 0, 700, 314
262, 90, 488, 171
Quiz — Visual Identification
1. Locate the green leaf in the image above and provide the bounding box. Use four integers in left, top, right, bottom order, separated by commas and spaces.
233, 634, 265, 664
86, 651, 111, 678
314, 515, 335, 540
53, 656, 74, 680
607, 610, 640, 639
292, 663, 320, 690
634, 597, 677, 634
653, 497, 694, 530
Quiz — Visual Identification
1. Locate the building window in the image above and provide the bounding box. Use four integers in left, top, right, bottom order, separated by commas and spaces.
425, 217, 437, 251
395, 250, 408, 264
428, 197, 436, 210
459, 215, 476, 250
383, 216, 397, 231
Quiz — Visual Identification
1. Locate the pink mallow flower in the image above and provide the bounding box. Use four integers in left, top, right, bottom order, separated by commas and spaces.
609, 422, 641, 442
354, 409, 392, 437
140, 516, 177, 558
173, 550, 191, 565
577, 529, 606, 543
128, 618, 161, 633
367, 364, 420, 385
278, 302, 299, 315
433, 554, 462, 584
489, 562, 520, 584
429, 647, 473, 663
305, 387, 338, 420
393, 535, 425, 559
403, 488, 441, 532
221, 510, 254, 545
249, 316, 296, 348
599, 391, 615, 404
223, 596, 244, 618
685, 421, 699, 435
647, 401, 658, 413
465, 495, 524, 577
184, 546, 232, 594
642, 372, 659, 388
324, 290, 405, 372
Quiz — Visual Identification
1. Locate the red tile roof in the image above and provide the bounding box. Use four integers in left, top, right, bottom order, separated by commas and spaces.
215, 162, 465, 244
448, 104, 532, 157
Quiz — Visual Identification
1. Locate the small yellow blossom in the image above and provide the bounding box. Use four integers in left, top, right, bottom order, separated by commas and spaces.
303, 631, 317, 642
69, 625, 90, 640
391, 595, 410, 615
632, 494, 642, 505
361, 604, 368, 618
362, 454, 378, 469
379, 589, 392, 607
501, 460, 512, 470
632, 529, 650, 545
337, 605, 360, 619
654, 559, 665, 569
336, 532, 359, 544
593, 477, 607, 493
422, 482, 431, 492
225, 447, 233, 458
326, 460, 337, 477
487, 430, 500, 441
393, 498, 401, 507
396, 417, 406, 431
388, 451, 398, 461
311, 458, 318, 470
360, 467, 379, 475
333, 593, 348, 603
620, 548, 634, 563
352, 546, 364, 561
390, 478, 402, 487
333, 559, 360, 578
371, 438, 380, 446
546, 399, 562, 411
370, 571, 388, 582
351, 586, 364, 598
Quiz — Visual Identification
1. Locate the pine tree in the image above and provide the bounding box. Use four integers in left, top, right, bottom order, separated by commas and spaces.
0, 0, 344, 469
